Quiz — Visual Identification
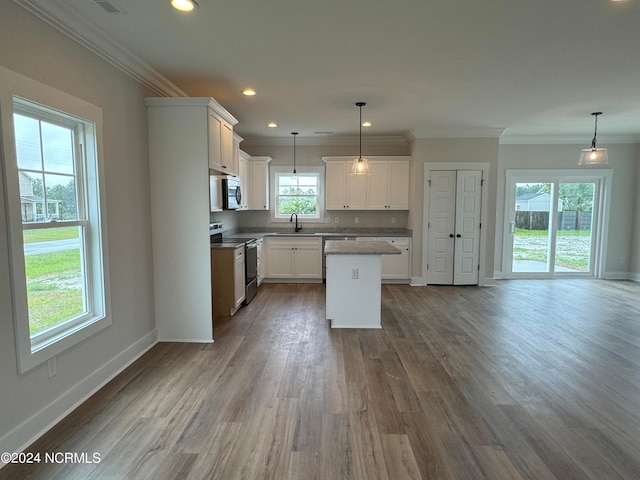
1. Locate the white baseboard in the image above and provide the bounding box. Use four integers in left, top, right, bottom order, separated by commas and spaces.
0, 329, 158, 461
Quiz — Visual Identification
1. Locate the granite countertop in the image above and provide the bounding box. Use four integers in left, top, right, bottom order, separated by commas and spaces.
324, 240, 401, 255
223, 229, 412, 239
211, 242, 245, 249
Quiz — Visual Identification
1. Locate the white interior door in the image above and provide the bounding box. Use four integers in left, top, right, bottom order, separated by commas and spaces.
453, 171, 482, 285
427, 171, 456, 284
427, 170, 482, 285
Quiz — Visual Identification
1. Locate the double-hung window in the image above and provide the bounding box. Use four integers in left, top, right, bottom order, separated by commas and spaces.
1, 68, 110, 373
271, 166, 324, 221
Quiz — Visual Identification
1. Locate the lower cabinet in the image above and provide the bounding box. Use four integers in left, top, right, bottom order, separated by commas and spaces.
357, 237, 411, 281
211, 246, 246, 317
265, 237, 323, 281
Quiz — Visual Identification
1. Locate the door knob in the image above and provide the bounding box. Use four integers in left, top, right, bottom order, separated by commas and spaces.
456, 234, 461, 238
449, 234, 454, 238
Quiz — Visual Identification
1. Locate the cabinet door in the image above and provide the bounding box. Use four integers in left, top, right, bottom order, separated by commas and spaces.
266, 243, 295, 278
325, 161, 348, 210
388, 162, 410, 209
348, 173, 368, 209
233, 247, 246, 307
250, 161, 269, 210
366, 161, 389, 209
237, 153, 248, 209
208, 111, 222, 170
380, 238, 410, 279
221, 120, 234, 173
294, 243, 322, 278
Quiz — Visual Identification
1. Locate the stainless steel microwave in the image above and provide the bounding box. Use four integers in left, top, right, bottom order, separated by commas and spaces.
221, 176, 242, 210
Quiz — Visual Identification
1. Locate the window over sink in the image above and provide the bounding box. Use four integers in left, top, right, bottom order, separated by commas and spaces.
270, 166, 324, 222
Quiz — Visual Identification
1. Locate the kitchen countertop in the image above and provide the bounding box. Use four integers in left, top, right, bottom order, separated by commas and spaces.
324, 240, 401, 255
223, 229, 412, 240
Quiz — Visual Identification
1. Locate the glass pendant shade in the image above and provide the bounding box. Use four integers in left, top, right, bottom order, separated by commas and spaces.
578, 147, 608, 165
351, 157, 370, 175
578, 112, 608, 165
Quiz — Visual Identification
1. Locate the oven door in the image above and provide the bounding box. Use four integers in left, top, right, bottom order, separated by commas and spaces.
244, 242, 258, 304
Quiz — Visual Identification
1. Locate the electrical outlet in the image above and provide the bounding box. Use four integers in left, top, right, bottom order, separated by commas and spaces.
325, 216, 330, 223
48, 356, 57, 378
335, 217, 339, 224
355, 216, 359, 224
351, 268, 359, 279
620, 256, 626, 265
391, 217, 396, 224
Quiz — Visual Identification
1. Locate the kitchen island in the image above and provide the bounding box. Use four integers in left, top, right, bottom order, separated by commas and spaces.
324, 240, 400, 328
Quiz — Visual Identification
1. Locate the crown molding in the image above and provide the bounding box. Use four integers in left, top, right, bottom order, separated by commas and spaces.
240, 134, 409, 148
408, 127, 506, 139
14, 0, 186, 97
499, 134, 640, 145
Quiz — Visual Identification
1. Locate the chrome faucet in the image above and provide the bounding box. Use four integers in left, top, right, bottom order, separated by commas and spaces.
290, 212, 302, 232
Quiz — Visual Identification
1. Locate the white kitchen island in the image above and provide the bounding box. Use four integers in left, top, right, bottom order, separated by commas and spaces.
324, 240, 400, 328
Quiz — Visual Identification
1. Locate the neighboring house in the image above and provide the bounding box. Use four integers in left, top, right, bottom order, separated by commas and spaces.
18, 171, 60, 222
515, 192, 563, 212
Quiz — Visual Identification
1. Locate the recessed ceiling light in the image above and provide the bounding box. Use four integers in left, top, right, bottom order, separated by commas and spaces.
171, 0, 198, 12
242, 88, 256, 96
267, 122, 278, 128
362, 121, 372, 127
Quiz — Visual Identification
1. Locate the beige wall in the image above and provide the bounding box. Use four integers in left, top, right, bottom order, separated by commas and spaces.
410, 137, 500, 283
0, 2, 156, 452
497, 143, 639, 278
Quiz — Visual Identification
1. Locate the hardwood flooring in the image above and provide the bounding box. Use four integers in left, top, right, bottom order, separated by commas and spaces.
2, 279, 640, 479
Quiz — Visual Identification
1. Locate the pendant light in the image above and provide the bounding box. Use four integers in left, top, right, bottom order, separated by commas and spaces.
351, 102, 370, 175
578, 112, 608, 165
291, 132, 298, 174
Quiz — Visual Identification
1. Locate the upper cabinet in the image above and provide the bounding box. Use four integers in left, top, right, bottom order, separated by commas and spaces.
324, 160, 367, 210
323, 156, 410, 210
208, 105, 238, 175
247, 156, 271, 210
367, 160, 410, 210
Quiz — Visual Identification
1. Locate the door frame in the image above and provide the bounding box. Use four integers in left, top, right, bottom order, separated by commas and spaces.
502, 169, 613, 279
422, 162, 490, 286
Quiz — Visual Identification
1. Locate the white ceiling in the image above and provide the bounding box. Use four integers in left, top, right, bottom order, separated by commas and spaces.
16, 0, 640, 143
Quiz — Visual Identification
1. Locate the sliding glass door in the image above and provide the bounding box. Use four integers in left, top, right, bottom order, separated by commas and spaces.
504, 170, 610, 278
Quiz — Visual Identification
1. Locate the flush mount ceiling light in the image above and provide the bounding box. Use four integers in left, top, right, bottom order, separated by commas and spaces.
351, 102, 370, 175
267, 122, 278, 128
578, 112, 608, 165
291, 132, 298, 175
171, 0, 198, 12
242, 88, 256, 96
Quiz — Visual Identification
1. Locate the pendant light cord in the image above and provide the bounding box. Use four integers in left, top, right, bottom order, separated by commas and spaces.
591, 112, 602, 149
292, 132, 298, 174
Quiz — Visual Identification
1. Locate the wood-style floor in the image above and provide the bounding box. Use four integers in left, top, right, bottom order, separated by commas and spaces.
3, 279, 640, 479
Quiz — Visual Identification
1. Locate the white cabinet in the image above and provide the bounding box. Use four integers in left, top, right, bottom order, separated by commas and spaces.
367, 160, 410, 210
145, 96, 238, 342
211, 246, 245, 318
323, 156, 409, 211
237, 149, 250, 210
265, 236, 322, 281
209, 175, 223, 212
357, 236, 411, 281
324, 161, 367, 210
207, 106, 237, 175
247, 156, 271, 210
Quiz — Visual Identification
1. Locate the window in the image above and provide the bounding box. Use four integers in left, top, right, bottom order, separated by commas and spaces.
271, 166, 324, 221
1, 68, 110, 373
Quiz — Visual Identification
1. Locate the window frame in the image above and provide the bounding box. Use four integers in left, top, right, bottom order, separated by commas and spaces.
270, 166, 325, 222
0, 67, 111, 373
